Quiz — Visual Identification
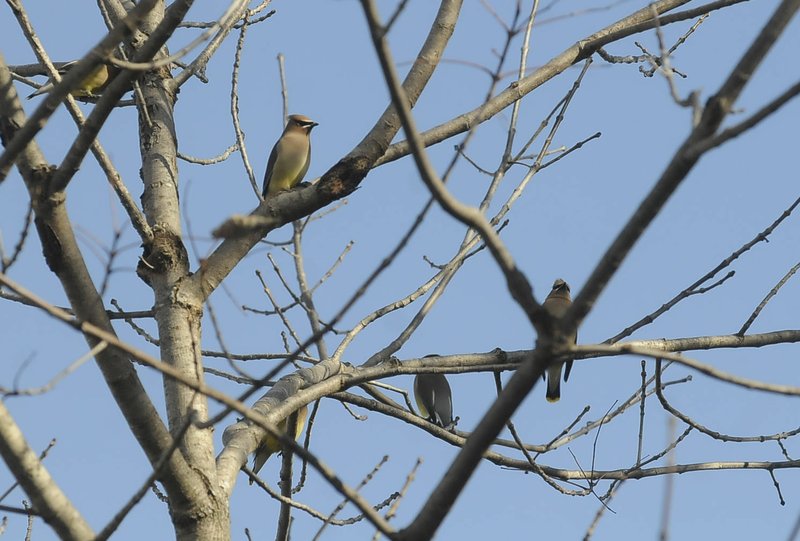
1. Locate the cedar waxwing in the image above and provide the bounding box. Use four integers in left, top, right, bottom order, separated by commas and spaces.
27, 62, 117, 100
250, 404, 309, 484
542, 278, 576, 403
262, 114, 318, 198
414, 356, 454, 429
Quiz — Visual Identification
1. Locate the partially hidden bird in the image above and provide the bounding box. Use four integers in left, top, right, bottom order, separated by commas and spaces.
414, 355, 454, 429
27, 62, 117, 100
250, 404, 309, 484
543, 278, 576, 403
262, 114, 318, 198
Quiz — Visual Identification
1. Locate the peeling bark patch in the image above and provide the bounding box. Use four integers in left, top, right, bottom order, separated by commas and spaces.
320, 156, 371, 198
136, 225, 189, 283
31, 183, 65, 273
33, 216, 63, 273
0, 116, 22, 148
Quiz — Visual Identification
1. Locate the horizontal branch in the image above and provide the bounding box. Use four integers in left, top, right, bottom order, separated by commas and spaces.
335, 388, 800, 483
559, 458, 800, 481
575, 343, 800, 396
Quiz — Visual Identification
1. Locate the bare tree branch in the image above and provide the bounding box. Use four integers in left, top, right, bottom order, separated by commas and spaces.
566, 0, 800, 332
0, 400, 94, 540
0, 0, 158, 182
192, 0, 464, 300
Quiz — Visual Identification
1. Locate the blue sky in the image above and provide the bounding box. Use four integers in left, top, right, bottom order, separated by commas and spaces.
1, 1, 799, 539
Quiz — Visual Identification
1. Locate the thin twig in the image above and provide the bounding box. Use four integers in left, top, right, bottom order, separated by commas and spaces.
230, 9, 259, 199
738, 260, 800, 336
608, 195, 800, 343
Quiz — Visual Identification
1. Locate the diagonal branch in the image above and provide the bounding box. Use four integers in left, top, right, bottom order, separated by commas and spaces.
0, 0, 158, 182
0, 400, 94, 540
690, 79, 800, 155
7, 0, 152, 242
171, 0, 251, 88
0, 271, 393, 533
0, 55, 200, 509
190, 0, 464, 301
371, 0, 542, 328
607, 195, 800, 343
376, 0, 700, 166
48, 0, 196, 193
565, 0, 800, 333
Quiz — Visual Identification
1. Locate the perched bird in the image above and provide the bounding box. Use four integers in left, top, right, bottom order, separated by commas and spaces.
414, 355, 454, 429
27, 62, 117, 100
543, 278, 576, 403
262, 114, 318, 198
250, 405, 309, 484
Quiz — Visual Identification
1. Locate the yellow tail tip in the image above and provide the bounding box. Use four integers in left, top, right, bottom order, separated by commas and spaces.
546, 395, 560, 403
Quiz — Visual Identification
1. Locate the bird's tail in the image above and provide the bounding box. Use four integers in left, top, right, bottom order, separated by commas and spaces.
249, 446, 273, 485
546, 364, 561, 403
27, 82, 53, 99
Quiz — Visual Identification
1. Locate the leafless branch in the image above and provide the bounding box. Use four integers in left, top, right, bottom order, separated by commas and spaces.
568, 0, 800, 335
230, 9, 259, 199
608, 195, 800, 343
178, 142, 238, 165
738, 260, 800, 336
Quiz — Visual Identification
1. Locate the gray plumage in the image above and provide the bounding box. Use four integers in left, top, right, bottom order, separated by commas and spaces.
414, 367, 453, 429
543, 278, 576, 403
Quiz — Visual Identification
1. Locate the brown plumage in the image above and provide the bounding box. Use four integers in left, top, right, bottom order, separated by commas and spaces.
262, 114, 318, 198
542, 278, 576, 403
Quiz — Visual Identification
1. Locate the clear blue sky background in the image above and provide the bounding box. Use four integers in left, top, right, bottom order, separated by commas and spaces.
1, 1, 799, 539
